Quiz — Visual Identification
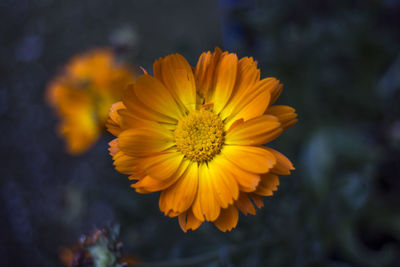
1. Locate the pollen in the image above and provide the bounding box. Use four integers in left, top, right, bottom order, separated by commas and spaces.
174, 109, 224, 162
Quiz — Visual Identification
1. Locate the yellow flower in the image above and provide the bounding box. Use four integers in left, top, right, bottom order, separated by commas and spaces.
107, 48, 298, 232
47, 49, 136, 155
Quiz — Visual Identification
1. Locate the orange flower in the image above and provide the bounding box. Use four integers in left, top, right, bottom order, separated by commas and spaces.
107, 48, 298, 232
47, 49, 136, 155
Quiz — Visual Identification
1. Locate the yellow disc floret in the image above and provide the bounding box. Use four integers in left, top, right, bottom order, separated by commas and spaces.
174, 109, 224, 162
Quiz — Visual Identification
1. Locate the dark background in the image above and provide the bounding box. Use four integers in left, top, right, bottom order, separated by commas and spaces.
1, 0, 400, 266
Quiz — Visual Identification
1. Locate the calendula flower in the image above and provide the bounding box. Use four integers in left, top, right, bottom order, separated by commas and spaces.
47, 49, 136, 155
107, 47, 297, 232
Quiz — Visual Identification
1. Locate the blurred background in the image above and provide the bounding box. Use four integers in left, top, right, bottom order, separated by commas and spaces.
1, 0, 400, 266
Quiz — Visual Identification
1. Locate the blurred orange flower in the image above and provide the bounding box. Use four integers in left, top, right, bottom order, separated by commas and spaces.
47, 49, 136, 155
107, 47, 298, 232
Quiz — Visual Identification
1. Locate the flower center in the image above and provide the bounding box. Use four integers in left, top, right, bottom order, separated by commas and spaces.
174, 109, 224, 162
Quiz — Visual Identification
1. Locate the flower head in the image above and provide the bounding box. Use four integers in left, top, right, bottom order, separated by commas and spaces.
47, 49, 135, 155
107, 48, 298, 232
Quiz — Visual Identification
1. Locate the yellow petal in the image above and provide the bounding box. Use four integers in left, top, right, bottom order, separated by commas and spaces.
118, 125, 174, 157
140, 152, 184, 180
222, 145, 276, 174
158, 162, 198, 215
213, 205, 239, 232
157, 54, 197, 112
225, 115, 281, 146
266, 105, 298, 130
210, 53, 238, 114
192, 163, 220, 221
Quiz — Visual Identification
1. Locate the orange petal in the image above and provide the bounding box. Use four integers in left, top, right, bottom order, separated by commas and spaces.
210, 53, 238, 114
226, 118, 244, 134
59, 108, 100, 155
212, 154, 260, 192
133, 159, 190, 193
192, 163, 220, 221
250, 194, 264, 209
269, 82, 283, 105
159, 162, 198, 215
117, 108, 177, 132
118, 125, 174, 157
112, 151, 144, 177
157, 54, 197, 112
224, 90, 270, 130
266, 105, 298, 130
106, 101, 126, 136
153, 57, 162, 82
221, 77, 278, 124
117, 108, 147, 130
255, 173, 279, 196
219, 57, 261, 119
232, 57, 260, 94
235, 193, 256, 215
108, 101, 125, 125
178, 209, 203, 233
222, 145, 276, 174
194, 47, 223, 100
123, 84, 177, 124
140, 152, 184, 180
208, 157, 239, 208
133, 176, 176, 194
133, 74, 183, 120
254, 184, 273, 196
213, 205, 239, 232
108, 138, 119, 156
47, 83, 91, 111
263, 147, 295, 175
225, 115, 282, 146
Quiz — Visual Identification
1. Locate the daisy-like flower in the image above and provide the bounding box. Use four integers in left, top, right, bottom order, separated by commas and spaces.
107, 48, 297, 232
47, 49, 136, 155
